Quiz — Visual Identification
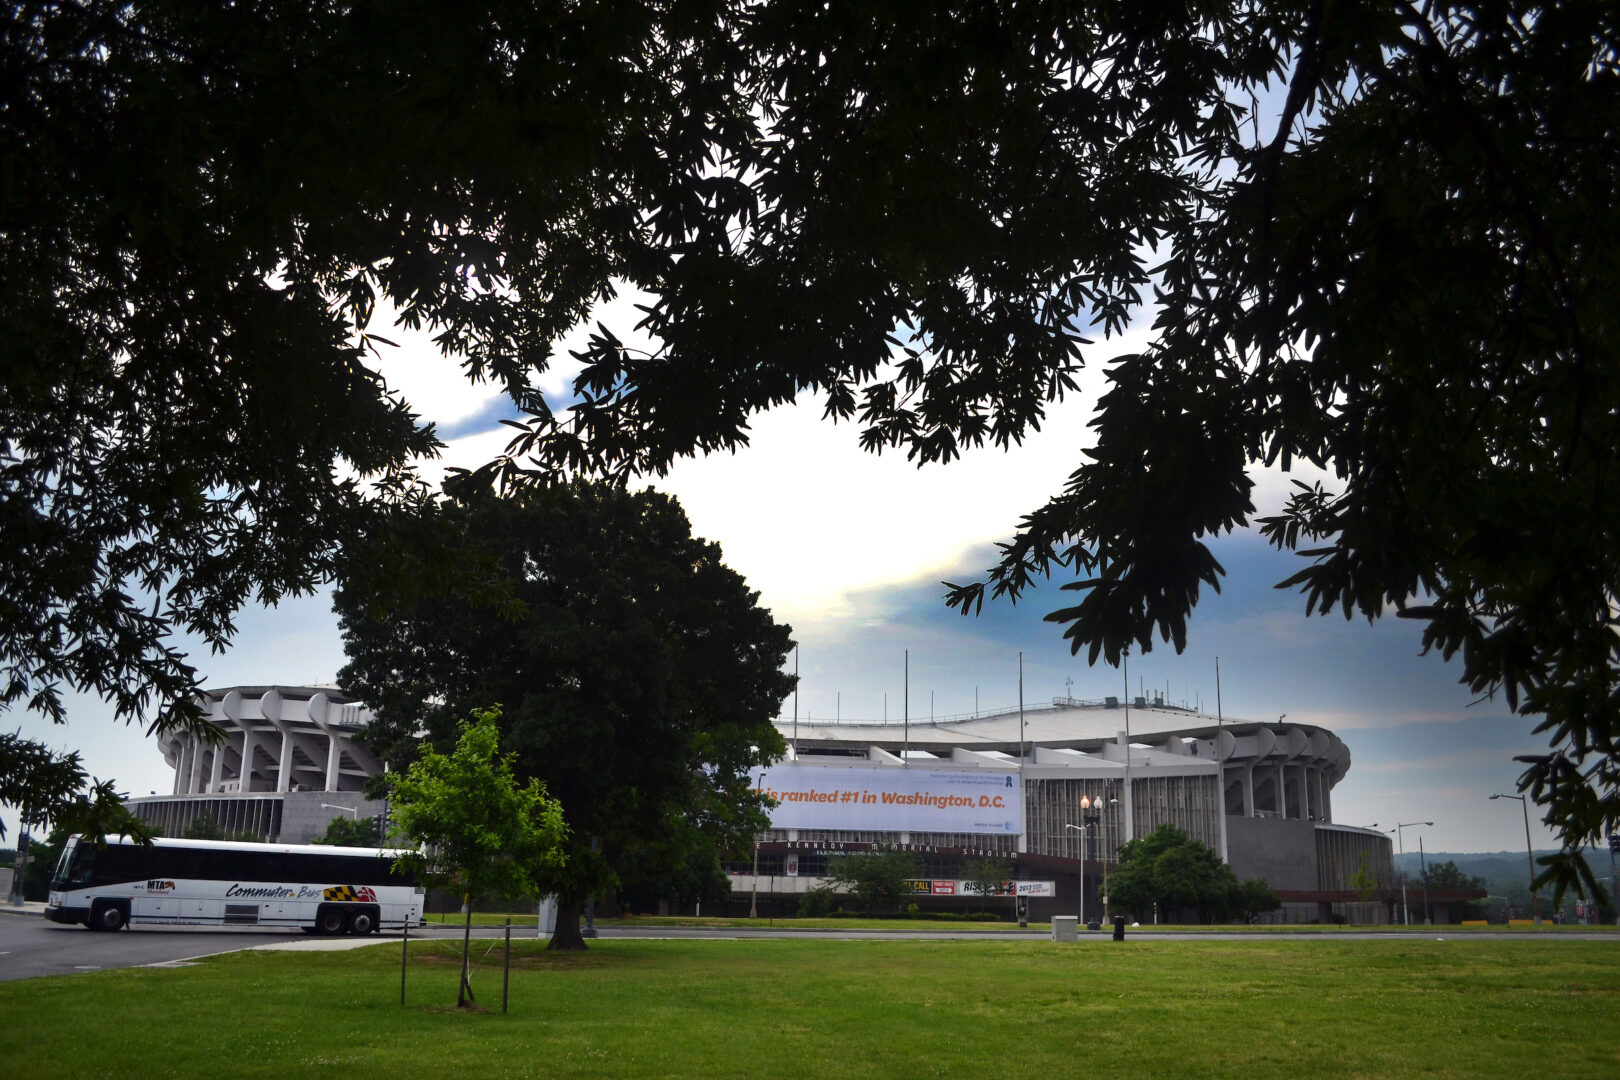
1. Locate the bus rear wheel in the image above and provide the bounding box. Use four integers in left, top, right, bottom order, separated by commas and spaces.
315, 905, 348, 935
348, 908, 377, 935
89, 902, 127, 932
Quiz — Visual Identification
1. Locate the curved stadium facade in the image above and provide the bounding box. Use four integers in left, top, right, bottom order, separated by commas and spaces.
133, 686, 1410, 923
735, 694, 1399, 924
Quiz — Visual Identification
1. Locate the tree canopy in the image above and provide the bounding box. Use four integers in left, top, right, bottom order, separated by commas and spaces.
1108, 824, 1271, 924
4, 0, 1614, 895
336, 481, 794, 948
313, 814, 384, 849
828, 847, 923, 916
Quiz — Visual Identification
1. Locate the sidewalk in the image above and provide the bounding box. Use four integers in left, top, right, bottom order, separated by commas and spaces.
0, 901, 47, 917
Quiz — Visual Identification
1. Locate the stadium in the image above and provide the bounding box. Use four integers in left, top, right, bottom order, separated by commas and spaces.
131, 685, 1480, 924
130, 686, 388, 844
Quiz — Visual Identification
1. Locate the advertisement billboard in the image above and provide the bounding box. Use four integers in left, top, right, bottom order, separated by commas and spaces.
751, 764, 1023, 836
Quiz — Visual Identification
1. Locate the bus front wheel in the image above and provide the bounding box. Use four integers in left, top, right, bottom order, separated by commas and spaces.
89, 902, 127, 932
315, 905, 348, 935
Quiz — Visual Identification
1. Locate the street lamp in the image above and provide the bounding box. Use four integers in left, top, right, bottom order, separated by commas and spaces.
751, 772, 768, 919
1064, 822, 1095, 928
1489, 793, 1542, 925
750, 836, 762, 919
1067, 794, 1115, 931
321, 803, 359, 817
1394, 821, 1433, 925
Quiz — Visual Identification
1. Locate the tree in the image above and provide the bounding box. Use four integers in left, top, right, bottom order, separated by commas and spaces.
181, 813, 225, 841
387, 708, 566, 1008
1420, 860, 1488, 922
337, 482, 794, 949
0, 734, 150, 844
828, 847, 922, 916
313, 815, 383, 849
613, 819, 733, 916
7, 1, 1614, 897
1349, 855, 1381, 904
960, 857, 1015, 919
1109, 825, 1245, 924
1237, 878, 1282, 924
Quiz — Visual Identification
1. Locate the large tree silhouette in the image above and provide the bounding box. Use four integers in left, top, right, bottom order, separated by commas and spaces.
336, 482, 793, 948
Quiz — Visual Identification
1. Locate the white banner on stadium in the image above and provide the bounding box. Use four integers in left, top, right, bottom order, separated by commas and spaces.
750, 765, 1023, 836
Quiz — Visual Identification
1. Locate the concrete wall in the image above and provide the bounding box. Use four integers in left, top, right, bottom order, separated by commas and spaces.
278, 790, 387, 845
1225, 815, 1319, 891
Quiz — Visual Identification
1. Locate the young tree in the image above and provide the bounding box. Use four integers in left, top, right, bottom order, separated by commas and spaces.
1349, 855, 1381, 904
338, 482, 793, 949
7, 1, 1614, 897
388, 708, 567, 1008
828, 848, 922, 916
960, 857, 1015, 919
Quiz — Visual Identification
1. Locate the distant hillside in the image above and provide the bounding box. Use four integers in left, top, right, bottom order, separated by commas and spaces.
1391, 848, 1616, 921
1394, 849, 1615, 881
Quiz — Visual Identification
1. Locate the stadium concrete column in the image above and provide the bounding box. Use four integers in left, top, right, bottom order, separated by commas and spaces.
307, 692, 344, 792
223, 688, 256, 792
208, 735, 226, 794
186, 733, 205, 794
261, 689, 296, 793
1242, 762, 1255, 817
172, 738, 189, 795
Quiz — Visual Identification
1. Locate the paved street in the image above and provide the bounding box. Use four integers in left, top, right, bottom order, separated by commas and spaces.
0, 907, 507, 982
3, 905, 1616, 983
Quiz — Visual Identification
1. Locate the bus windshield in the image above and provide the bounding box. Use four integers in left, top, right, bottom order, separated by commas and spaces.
52, 835, 95, 888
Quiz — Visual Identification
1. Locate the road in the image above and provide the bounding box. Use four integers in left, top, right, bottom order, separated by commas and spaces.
0, 912, 500, 982
3, 911, 1616, 983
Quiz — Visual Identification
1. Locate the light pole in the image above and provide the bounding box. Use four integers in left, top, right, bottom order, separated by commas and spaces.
1489, 793, 1542, 925
1394, 821, 1432, 925
1418, 836, 1431, 925
749, 836, 761, 919
321, 803, 359, 817
1065, 819, 1096, 928
1067, 794, 1114, 931
751, 771, 768, 919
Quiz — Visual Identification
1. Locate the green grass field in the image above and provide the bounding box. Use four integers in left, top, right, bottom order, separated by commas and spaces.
441, 911, 1620, 933
8, 938, 1617, 1078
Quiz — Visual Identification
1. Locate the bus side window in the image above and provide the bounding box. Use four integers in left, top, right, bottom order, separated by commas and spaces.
290, 854, 324, 882
197, 849, 230, 881
169, 849, 204, 881
99, 844, 139, 886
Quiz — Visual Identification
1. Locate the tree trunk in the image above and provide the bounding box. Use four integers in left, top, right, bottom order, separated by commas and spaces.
458, 900, 476, 1007
548, 897, 588, 950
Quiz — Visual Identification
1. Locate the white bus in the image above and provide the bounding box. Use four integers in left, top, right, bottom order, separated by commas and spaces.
45, 834, 424, 934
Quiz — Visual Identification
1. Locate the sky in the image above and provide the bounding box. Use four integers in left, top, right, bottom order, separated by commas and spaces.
2, 291, 1569, 857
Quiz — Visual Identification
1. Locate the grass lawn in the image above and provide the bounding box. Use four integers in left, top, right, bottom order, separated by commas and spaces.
441, 910, 1620, 933
7, 937, 1617, 1079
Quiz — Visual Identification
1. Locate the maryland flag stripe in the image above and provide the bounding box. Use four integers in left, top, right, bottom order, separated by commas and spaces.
323, 885, 379, 903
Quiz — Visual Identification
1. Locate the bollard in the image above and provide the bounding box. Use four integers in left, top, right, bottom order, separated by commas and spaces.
1113, 915, 1125, 941
400, 918, 409, 1005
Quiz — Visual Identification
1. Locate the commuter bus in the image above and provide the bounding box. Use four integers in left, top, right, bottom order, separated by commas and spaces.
45, 834, 424, 934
